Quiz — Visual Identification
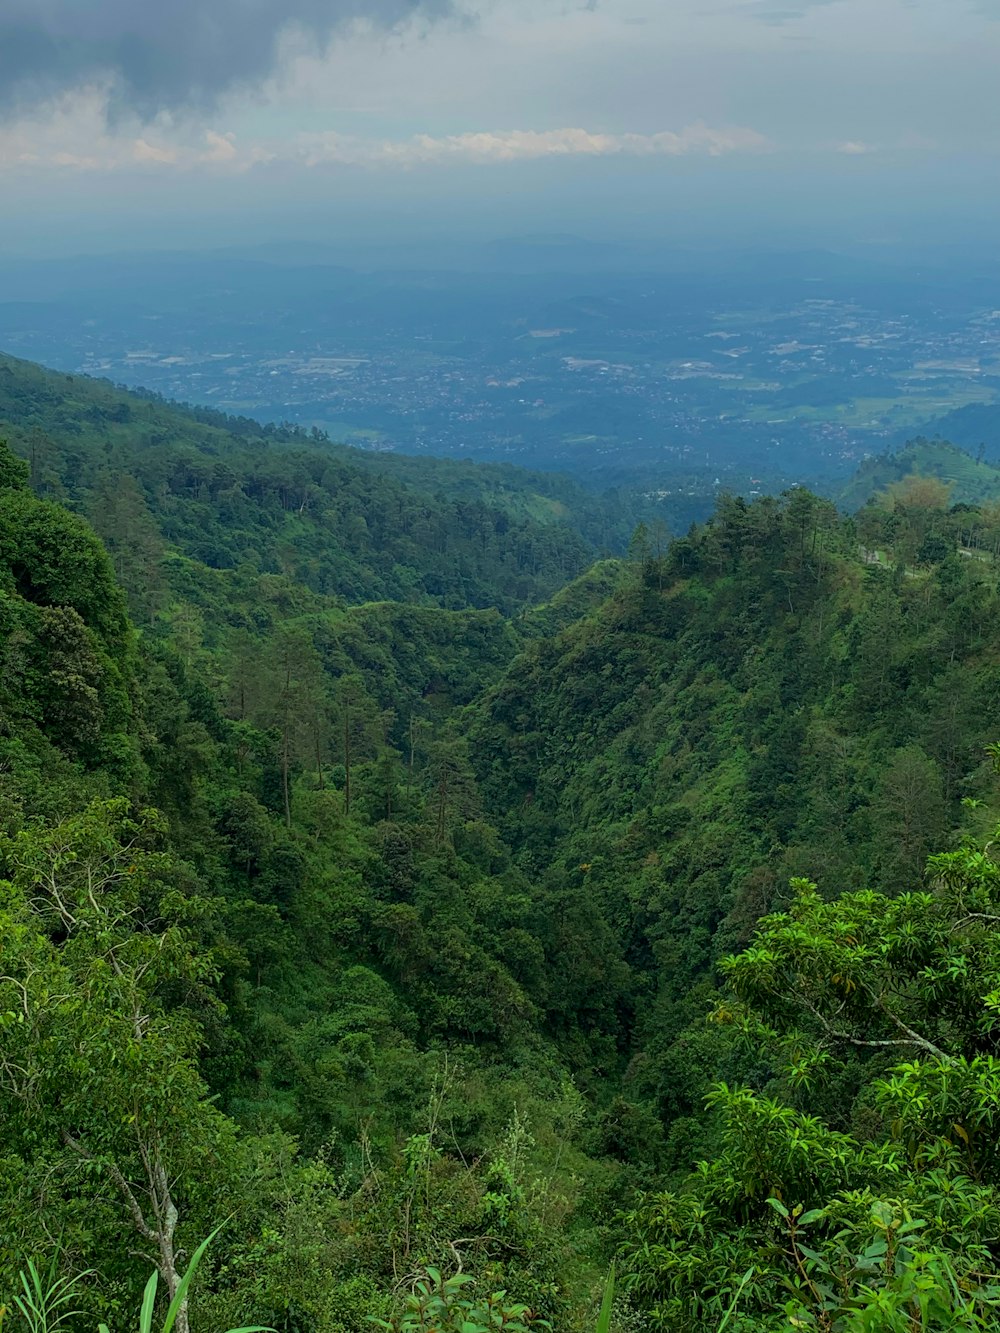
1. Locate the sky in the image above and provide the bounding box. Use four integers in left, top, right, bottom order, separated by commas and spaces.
0, 0, 998, 258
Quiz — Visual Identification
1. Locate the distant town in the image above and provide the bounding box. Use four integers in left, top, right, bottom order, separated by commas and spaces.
2, 256, 997, 497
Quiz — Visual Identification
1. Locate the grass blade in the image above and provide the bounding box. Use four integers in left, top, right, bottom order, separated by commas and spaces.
596, 1261, 615, 1333
139, 1270, 158, 1333
162, 1227, 222, 1333
716, 1268, 754, 1333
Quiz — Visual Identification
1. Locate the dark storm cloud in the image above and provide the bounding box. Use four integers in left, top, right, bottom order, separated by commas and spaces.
0, 0, 450, 117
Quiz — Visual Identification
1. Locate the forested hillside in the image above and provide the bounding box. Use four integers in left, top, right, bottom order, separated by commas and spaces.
840, 437, 1000, 511
5, 362, 1000, 1332
0, 353, 637, 613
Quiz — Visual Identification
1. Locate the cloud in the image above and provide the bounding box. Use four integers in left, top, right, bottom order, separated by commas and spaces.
836, 139, 877, 154
0, 86, 245, 172
202, 130, 239, 163
133, 138, 178, 165
0, 108, 773, 174
0, 0, 450, 120
0, 86, 118, 169
301, 123, 774, 166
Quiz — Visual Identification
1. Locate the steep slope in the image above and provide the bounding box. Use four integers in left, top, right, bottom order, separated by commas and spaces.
0, 358, 660, 1329
896, 399, 1000, 455
0, 438, 607, 1330
839, 436, 1000, 509
468, 489, 1000, 1144
10, 352, 1000, 1331
0, 352, 636, 616
0, 448, 141, 816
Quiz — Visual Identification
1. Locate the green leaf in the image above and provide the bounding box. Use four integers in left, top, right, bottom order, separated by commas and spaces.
162, 1227, 223, 1333
717, 1270, 754, 1333
139, 1270, 158, 1333
596, 1261, 615, 1333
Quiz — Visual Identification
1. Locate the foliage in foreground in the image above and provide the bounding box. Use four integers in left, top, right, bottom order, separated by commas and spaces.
620, 827, 1000, 1330
372, 1268, 549, 1333
1, 1233, 269, 1333
10, 359, 1000, 1329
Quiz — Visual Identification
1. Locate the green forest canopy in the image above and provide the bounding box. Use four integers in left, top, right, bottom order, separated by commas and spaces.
3, 356, 1000, 1330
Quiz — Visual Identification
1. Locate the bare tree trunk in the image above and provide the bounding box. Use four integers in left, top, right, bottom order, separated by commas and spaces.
63, 1130, 190, 1333
150, 1156, 189, 1333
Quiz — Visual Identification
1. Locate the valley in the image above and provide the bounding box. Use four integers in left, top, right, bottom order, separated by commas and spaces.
3, 352, 1000, 1328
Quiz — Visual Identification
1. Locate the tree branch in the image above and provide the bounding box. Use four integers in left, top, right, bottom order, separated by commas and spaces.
61, 1129, 158, 1242
870, 989, 950, 1061
797, 994, 948, 1061
952, 913, 1000, 932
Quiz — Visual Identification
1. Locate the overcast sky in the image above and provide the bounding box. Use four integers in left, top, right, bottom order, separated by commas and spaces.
1, 0, 997, 256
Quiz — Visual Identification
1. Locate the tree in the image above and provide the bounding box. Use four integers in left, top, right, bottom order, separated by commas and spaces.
218, 790, 274, 876
870, 744, 947, 892
331, 673, 381, 816
883, 475, 953, 512
422, 735, 481, 847
0, 437, 29, 492
263, 626, 329, 826
627, 522, 651, 569
0, 801, 237, 1333
224, 630, 267, 723
87, 471, 166, 622
856, 501, 889, 561
0, 490, 131, 647
33, 604, 107, 758
621, 827, 1000, 1330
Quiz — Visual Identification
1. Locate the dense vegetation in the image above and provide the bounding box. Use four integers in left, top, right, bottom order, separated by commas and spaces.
5, 357, 1000, 1331
840, 437, 1000, 511
0, 352, 640, 616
